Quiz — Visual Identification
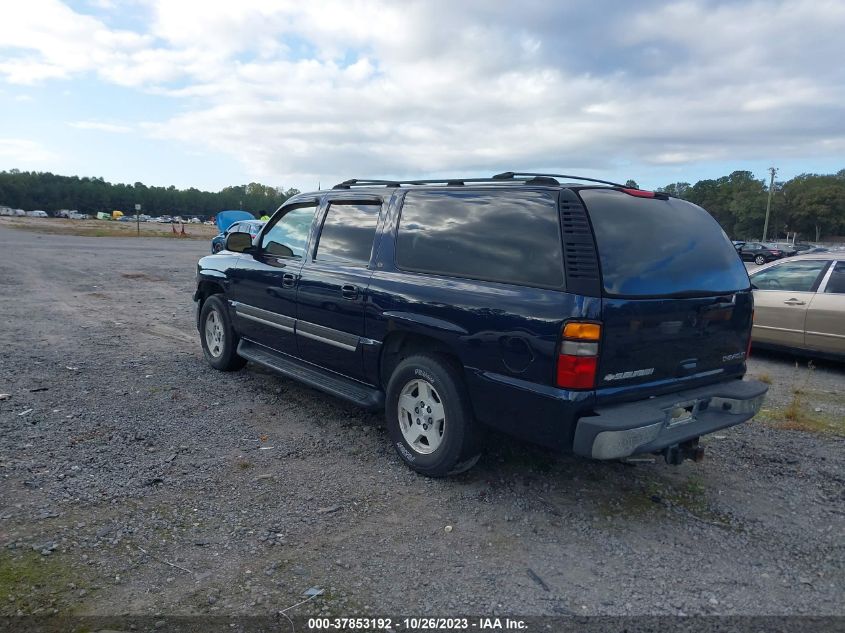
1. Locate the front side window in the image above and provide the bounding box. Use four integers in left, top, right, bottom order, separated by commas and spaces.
824, 261, 845, 294
314, 202, 380, 266
396, 190, 565, 288
750, 260, 830, 292
260, 204, 317, 258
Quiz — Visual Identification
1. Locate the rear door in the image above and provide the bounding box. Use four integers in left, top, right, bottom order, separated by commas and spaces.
805, 260, 845, 353
749, 259, 831, 348
578, 188, 753, 401
295, 197, 382, 381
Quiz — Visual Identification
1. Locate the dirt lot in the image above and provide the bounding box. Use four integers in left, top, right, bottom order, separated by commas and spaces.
0, 226, 843, 622
0, 216, 217, 240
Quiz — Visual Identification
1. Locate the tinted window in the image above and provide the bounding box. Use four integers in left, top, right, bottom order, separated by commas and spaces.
750, 260, 829, 292
581, 189, 750, 297
396, 190, 564, 288
824, 262, 845, 294
315, 202, 380, 266
260, 204, 317, 258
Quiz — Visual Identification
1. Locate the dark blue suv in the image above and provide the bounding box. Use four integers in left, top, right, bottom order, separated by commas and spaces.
193, 173, 767, 476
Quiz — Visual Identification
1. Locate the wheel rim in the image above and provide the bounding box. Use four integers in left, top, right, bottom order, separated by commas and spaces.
755, 256, 765, 264
397, 378, 446, 455
204, 309, 225, 358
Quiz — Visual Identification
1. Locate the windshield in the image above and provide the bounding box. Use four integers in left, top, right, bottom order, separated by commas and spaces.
579, 189, 750, 297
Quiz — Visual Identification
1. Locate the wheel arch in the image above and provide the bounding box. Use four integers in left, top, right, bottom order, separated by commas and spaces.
194, 276, 226, 328
378, 330, 464, 390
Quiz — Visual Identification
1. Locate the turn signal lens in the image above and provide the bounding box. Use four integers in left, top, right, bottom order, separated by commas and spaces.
563, 322, 601, 340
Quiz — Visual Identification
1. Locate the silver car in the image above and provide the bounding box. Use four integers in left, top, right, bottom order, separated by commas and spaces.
749, 254, 845, 357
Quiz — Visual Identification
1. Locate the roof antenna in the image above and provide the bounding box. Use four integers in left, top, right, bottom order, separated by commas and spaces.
318, 180, 321, 191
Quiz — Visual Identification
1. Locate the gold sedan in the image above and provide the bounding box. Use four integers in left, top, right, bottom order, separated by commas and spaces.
749, 254, 845, 357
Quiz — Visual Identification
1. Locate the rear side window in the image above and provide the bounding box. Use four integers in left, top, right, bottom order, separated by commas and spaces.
580, 189, 750, 297
751, 260, 830, 292
315, 202, 380, 266
824, 262, 845, 294
396, 190, 564, 288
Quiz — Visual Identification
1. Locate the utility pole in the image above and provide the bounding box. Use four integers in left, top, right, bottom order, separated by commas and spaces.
761, 166, 777, 242
135, 203, 141, 237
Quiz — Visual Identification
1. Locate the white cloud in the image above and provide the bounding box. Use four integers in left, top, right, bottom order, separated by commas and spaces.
69, 121, 133, 133
0, 0, 843, 187
0, 138, 57, 164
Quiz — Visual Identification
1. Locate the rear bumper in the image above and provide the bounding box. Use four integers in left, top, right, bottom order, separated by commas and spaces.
573, 379, 768, 460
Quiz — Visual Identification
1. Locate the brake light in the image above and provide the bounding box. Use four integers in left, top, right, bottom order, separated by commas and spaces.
621, 188, 655, 198
556, 321, 601, 390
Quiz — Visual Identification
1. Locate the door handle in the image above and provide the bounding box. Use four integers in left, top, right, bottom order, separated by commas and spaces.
281, 273, 297, 288
341, 284, 359, 300
783, 298, 806, 305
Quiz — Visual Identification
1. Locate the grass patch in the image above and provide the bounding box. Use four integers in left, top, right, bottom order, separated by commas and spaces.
756, 359, 845, 436
235, 459, 253, 470
0, 550, 88, 615
754, 372, 772, 384
599, 475, 733, 527
758, 406, 844, 436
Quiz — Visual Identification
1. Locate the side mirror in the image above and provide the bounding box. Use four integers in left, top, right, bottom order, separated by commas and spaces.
226, 231, 254, 253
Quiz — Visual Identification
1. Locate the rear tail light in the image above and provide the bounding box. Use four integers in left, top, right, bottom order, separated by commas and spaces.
556, 321, 601, 390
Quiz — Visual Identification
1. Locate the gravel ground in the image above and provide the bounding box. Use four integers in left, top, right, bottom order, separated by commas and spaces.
0, 226, 843, 619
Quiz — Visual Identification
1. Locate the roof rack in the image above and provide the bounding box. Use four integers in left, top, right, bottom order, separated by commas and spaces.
332, 173, 626, 189
492, 172, 626, 188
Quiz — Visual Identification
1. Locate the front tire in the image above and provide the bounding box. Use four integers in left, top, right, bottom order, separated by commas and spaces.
385, 354, 481, 477
754, 255, 766, 265
199, 295, 246, 371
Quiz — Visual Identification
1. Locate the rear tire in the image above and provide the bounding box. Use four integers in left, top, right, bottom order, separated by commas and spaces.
385, 354, 481, 477
199, 295, 246, 371
754, 255, 766, 265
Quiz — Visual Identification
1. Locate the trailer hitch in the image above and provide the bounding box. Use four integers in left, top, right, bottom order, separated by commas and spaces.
663, 438, 705, 465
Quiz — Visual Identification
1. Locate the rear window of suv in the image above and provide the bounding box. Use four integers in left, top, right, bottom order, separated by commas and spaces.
396, 190, 565, 288
579, 188, 750, 297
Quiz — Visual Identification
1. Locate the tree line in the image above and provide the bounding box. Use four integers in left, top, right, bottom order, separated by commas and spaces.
2, 168, 844, 241
0, 169, 300, 218
657, 169, 845, 242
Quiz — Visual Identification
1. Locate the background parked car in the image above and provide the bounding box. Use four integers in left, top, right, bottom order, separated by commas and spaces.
749, 254, 845, 358
737, 242, 786, 265
211, 220, 265, 253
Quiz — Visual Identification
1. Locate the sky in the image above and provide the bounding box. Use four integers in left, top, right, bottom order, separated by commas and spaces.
0, 0, 843, 194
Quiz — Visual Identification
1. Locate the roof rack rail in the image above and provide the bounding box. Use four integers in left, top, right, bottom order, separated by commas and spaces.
332, 173, 627, 189
493, 172, 626, 188
333, 177, 514, 189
